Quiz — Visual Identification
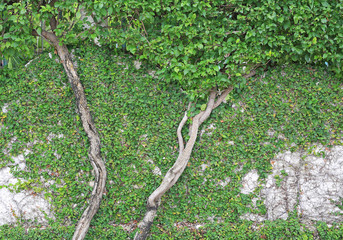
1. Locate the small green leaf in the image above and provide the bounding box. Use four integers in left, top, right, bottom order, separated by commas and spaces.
200, 104, 207, 111
108, 7, 113, 15
312, 37, 317, 44
225, 94, 231, 102
305, 55, 310, 62
283, 20, 291, 29
127, 45, 136, 54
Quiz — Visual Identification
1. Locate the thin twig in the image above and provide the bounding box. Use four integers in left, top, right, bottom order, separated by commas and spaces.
140, 20, 151, 45
177, 102, 191, 154
62, 3, 81, 37
213, 86, 233, 109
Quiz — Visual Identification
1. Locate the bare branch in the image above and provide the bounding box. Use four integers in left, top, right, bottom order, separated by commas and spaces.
140, 20, 151, 45
135, 67, 261, 240
40, 29, 58, 47
49, 16, 58, 31
243, 69, 256, 78
48, 0, 59, 7
135, 92, 217, 240
213, 86, 233, 109
146, 112, 203, 208
177, 102, 191, 154
199, 88, 217, 124
46, 34, 107, 240
177, 113, 188, 153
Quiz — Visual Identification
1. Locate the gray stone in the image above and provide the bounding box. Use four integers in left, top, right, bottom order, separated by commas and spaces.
241, 145, 343, 223
240, 170, 259, 194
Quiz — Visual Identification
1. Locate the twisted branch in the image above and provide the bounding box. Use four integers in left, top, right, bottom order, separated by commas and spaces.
134, 87, 233, 240
135, 66, 259, 239
177, 102, 191, 154
41, 28, 106, 240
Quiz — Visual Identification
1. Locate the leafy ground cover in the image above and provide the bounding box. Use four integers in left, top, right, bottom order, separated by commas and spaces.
0, 44, 343, 239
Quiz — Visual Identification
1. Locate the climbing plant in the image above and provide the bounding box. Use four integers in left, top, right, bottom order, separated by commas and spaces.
0, 1, 113, 239
1, 0, 343, 239
106, 0, 343, 96
100, 1, 343, 238
1, 44, 343, 239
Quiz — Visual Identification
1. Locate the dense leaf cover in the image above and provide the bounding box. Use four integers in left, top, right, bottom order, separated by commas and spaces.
1, 0, 343, 238
1, 1, 342, 96
101, 0, 343, 97
1, 44, 342, 238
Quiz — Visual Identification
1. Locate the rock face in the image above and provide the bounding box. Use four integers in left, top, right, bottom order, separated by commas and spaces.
2, 101, 343, 227
240, 169, 259, 195
0, 157, 53, 226
0, 103, 53, 226
241, 145, 343, 223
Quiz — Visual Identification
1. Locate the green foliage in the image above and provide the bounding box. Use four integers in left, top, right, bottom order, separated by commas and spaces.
3, 0, 342, 96
1, 44, 343, 239
2, 1, 343, 239
0, 225, 74, 240
317, 222, 343, 240
0, 2, 35, 59
274, 170, 288, 187
0, 1, 108, 62
102, 0, 343, 98
235, 1, 343, 73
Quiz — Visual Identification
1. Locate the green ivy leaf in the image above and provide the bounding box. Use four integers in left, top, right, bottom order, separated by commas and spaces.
321, 18, 327, 23
127, 45, 136, 54
36, 28, 42, 36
